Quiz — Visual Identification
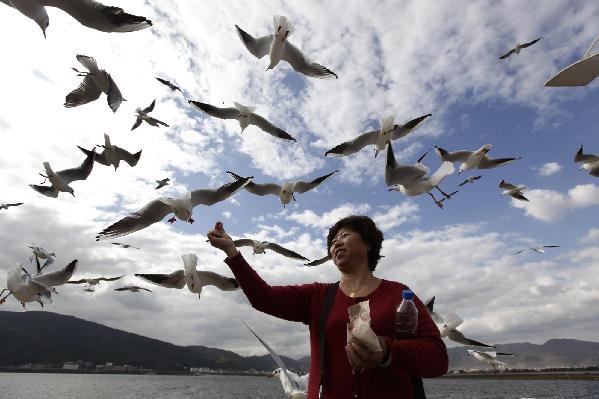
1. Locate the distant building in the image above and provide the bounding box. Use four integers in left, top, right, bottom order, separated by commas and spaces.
63, 362, 79, 370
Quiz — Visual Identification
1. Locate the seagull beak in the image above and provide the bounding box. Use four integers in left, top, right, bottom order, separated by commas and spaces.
70, 192, 76, 198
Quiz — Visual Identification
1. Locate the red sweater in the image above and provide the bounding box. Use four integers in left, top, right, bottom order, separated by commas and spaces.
225, 253, 448, 399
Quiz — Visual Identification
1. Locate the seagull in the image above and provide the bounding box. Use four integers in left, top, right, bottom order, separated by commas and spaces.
458, 175, 482, 187
155, 77, 181, 92
114, 285, 152, 293
499, 179, 529, 201
227, 170, 337, 207
499, 37, 542, 59
513, 245, 560, 255
304, 254, 331, 267
235, 15, 337, 79
111, 242, 140, 249
131, 99, 169, 131
0, 202, 24, 210
386, 143, 456, 209
0, 0, 151, 38
95, 176, 253, 240
424, 297, 494, 348
155, 178, 170, 190
545, 35, 599, 87
67, 275, 125, 289
574, 145, 599, 177
28, 246, 55, 270
435, 145, 520, 173
233, 239, 309, 261
78, 133, 141, 171
135, 253, 239, 300
30, 147, 96, 198
189, 101, 296, 142
64, 55, 124, 112
325, 113, 431, 157
467, 350, 517, 373
242, 321, 308, 399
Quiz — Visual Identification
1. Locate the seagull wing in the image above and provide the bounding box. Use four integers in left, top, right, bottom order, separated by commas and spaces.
513, 248, 530, 255
385, 143, 426, 186
265, 243, 309, 261
195, 270, 239, 291
233, 239, 255, 247
57, 150, 96, 184
234, 25, 272, 59
6, 203, 24, 207
574, 146, 599, 163
30, 185, 59, 198
304, 255, 331, 267
543, 245, 560, 248
520, 37, 542, 48
391, 113, 432, 140
448, 329, 494, 347
113, 146, 142, 167
155, 77, 180, 92
105, 73, 124, 112
499, 180, 517, 190
189, 101, 239, 120
32, 260, 78, 287
191, 177, 252, 207
434, 147, 472, 162
499, 48, 516, 59
478, 155, 520, 169
293, 170, 338, 194
135, 270, 186, 289
66, 279, 88, 284
250, 113, 296, 141
96, 199, 173, 240
142, 99, 156, 113
64, 74, 102, 108
42, 0, 152, 32
325, 130, 378, 157
97, 275, 126, 282
282, 41, 338, 79
511, 192, 529, 201
131, 117, 143, 131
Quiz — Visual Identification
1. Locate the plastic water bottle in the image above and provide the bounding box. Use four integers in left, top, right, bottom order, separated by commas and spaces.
394, 289, 418, 339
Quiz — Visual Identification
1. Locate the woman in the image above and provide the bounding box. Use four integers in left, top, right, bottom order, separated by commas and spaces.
207, 215, 447, 399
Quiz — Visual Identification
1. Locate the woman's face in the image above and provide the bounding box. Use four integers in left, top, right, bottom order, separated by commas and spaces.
329, 227, 369, 272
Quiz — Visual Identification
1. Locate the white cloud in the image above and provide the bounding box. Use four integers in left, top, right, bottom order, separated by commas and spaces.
372, 202, 419, 231
286, 203, 371, 229
582, 227, 599, 243
535, 162, 562, 176
511, 184, 599, 222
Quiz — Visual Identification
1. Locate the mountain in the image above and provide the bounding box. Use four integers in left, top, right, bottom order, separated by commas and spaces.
0, 311, 306, 372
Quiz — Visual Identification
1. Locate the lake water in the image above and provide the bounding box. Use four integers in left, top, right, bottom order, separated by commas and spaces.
0, 373, 598, 399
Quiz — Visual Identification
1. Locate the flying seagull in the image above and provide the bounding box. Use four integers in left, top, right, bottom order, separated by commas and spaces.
458, 175, 482, 187
499, 179, 529, 201
67, 275, 125, 289
435, 145, 520, 173
236, 15, 338, 79
467, 350, 517, 373
242, 321, 308, 398
155, 178, 170, 190
30, 148, 96, 198
227, 170, 337, 207
386, 143, 456, 209
114, 285, 152, 293
131, 99, 169, 131
78, 133, 141, 171
499, 37, 542, 59
325, 113, 431, 158
111, 242, 140, 249
513, 245, 560, 255
95, 176, 253, 240
189, 101, 296, 142
574, 145, 599, 177
64, 54, 124, 112
233, 239, 309, 261
0, 0, 151, 38
0, 202, 24, 210
135, 253, 239, 300
28, 246, 55, 271
155, 77, 181, 92
424, 297, 494, 348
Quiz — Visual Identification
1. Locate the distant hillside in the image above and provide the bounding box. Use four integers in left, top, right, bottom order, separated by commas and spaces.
0, 311, 307, 372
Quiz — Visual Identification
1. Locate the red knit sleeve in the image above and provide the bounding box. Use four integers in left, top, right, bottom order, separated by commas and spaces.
224, 252, 314, 324
383, 293, 448, 377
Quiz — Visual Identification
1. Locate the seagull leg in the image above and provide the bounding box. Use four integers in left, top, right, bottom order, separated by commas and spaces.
0, 291, 11, 304
436, 186, 458, 199
188, 218, 195, 224
427, 192, 444, 209
38, 173, 48, 184
167, 217, 177, 224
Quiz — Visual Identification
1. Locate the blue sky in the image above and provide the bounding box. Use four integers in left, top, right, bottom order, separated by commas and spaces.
0, 0, 598, 361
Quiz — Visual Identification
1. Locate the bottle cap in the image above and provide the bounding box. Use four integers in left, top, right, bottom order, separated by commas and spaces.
402, 289, 414, 300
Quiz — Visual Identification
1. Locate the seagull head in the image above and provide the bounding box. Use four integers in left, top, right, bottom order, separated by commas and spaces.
67, 187, 75, 197
34, 10, 50, 39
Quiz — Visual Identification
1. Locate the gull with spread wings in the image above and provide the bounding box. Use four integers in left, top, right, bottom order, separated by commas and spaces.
499, 37, 542, 59
233, 239, 309, 261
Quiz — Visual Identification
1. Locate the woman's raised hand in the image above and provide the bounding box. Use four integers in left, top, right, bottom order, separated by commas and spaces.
207, 221, 239, 258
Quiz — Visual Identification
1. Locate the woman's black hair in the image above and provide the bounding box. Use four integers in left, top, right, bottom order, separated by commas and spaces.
327, 215, 384, 271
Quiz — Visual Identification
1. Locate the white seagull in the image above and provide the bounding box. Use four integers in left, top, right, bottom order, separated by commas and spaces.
242, 321, 308, 399
111, 242, 140, 249
67, 274, 125, 289
546, 35, 599, 87
189, 100, 296, 142
513, 245, 560, 255
135, 253, 239, 300
78, 134, 141, 171
467, 350, 517, 373
499, 37, 542, 59
155, 77, 181, 93
0, 0, 151, 38
30, 148, 96, 198
574, 145, 599, 177
325, 113, 431, 157
499, 179, 529, 202
227, 170, 337, 207
386, 143, 456, 208
235, 15, 338, 79
458, 175, 482, 187
435, 145, 521, 174
233, 239, 309, 261
131, 99, 169, 131
114, 285, 151, 293
424, 297, 494, 348
95, 176, 253, 240
28, 246, 55, 270
65, 55, 124, 112
0, 202, 23, 210
155, 178, 170, 190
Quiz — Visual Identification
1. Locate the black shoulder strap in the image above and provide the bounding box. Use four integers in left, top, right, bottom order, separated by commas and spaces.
318, 281, 339, 396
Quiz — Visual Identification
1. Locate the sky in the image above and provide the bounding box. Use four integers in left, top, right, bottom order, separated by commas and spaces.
0, 0, 598, 361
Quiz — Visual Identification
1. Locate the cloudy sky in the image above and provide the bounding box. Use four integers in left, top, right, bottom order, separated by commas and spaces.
0, 0, 598, 360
